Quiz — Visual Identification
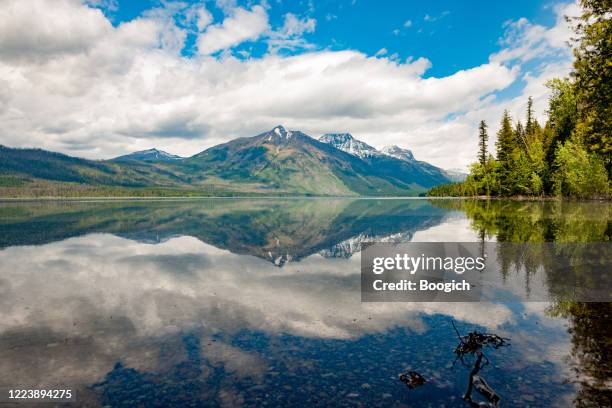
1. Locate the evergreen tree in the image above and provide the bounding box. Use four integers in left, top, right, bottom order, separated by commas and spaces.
514, 120, 527, 151
545, 79, 579, 190
478, 120, 488, 166
496, 111, 515, 161
525, 96, 535, 136
496, 110, 517, 195
428, 0, 611, 199
571, 0, 612, 170
546, 78, 578, 145
533, 118, 542, 134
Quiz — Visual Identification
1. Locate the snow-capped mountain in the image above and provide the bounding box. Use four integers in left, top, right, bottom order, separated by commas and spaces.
3, 125, 453, 196
113, 148, 182, 162
319, 231, 416, 259
381, 145, 415, 162
382, 144, 466, 181
318, 233, 370, 259
264, 125, 296, 144
320, 136, 417, 163
319, 133, 381, 158
316, 132, 451, 188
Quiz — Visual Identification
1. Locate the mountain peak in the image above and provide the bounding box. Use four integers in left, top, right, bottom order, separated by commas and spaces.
141, 148, 163, 154
381, 145, 415, 162
319, 133, 380, 158
319, 133, 354, 143
262, 125, 295, 143
113, 148, 182, 162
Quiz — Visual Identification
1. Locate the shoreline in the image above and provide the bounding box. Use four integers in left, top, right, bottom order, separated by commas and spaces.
0, 195, 609, 202
0, 195, 424, 202
428, 195, 611, 202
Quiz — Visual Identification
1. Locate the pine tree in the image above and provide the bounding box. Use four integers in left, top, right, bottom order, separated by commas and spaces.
515, 121, 527, 151
571, 0, 612, 170
525, 96, 535, 136
496, 110, 517, 195
496, 110, 515, 162
478, 120, 488, 166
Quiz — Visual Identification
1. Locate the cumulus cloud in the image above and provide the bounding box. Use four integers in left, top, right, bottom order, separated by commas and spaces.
0, 0, 111, 62
385, 2, 578, 168
197, 5, 269, 55
0, 0, 581, 169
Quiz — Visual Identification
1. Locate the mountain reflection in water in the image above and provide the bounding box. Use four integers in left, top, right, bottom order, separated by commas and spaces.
0, 199, 453, 265
0, 198, 609, 407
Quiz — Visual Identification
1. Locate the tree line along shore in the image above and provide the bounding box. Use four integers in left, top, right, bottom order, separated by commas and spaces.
429, 0, 610, 200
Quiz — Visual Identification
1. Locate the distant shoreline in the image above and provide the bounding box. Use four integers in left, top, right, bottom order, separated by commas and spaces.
0, 195, 430, 202
435, 195, 611, 202
0, 195, 609, 202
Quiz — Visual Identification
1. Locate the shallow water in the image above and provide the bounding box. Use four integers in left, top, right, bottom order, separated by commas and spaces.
0, 199, 609, 407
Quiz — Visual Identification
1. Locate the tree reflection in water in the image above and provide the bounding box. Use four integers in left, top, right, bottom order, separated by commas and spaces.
430, 199, 611, 407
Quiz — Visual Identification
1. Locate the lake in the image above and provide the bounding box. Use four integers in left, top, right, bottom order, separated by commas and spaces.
0, 198, 609, 407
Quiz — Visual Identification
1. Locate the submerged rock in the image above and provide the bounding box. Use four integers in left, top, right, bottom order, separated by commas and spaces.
399, 371, 427, 389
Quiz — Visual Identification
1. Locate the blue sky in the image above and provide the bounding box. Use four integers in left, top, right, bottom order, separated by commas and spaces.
98, 0, 558, 76
0, 0, 579, 169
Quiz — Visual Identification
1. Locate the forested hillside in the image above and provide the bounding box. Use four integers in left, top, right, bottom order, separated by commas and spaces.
429, 0, 610, 199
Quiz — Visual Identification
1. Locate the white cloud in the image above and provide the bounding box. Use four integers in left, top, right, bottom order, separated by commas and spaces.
215, 0, 237, 13
0, 0, 112, 62
267, 12, 316, 52
191, 6, 213, 31
0, 0, 581, 170
490, 2, 579, 64
404, 19, 413, 27
375, 48, 388, 57
277, 13, 316, 37
197, 5, 269, 55
438, 1, 578, 166
545, 2, 581, 48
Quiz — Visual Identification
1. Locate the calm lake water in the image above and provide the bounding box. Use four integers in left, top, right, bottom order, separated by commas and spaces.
0, 199, 609, 407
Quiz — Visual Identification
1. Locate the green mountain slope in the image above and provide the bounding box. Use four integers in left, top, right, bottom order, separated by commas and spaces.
0, 126, 451, 196
0, 145, 185, 187
179, 126, 447, 195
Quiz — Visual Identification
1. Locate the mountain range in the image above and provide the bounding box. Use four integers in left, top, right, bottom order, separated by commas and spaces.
0, 126, 458, 196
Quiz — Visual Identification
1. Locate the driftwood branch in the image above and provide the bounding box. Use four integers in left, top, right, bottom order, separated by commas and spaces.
452, 320, 509, 407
